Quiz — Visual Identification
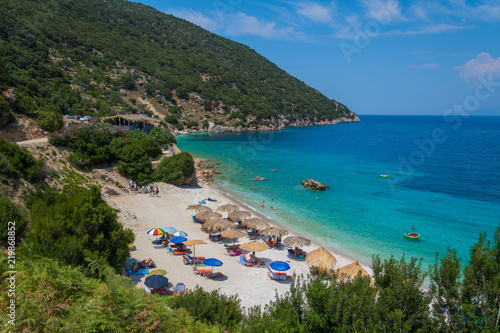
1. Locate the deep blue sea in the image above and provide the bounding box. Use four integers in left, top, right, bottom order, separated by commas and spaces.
177, 116, 500, 270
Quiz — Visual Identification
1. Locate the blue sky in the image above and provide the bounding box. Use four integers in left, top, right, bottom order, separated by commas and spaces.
132, 0, 500, 115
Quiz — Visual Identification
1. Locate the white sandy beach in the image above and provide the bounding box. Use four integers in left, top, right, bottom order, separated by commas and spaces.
103, 179, 372, 309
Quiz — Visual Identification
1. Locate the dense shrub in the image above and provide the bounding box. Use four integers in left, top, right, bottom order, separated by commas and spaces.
35, 111, 64, 131
116, 144, 153, 184
185, 121, 198, 128
155, 151, 194, 183
0, 197, 28, 243
0, 137, 46, 182
169, 286, 243, 331
0, 257, 216, 332
149, 127, 177, 145
23, 185, 134, 271
0, 96, 15, 128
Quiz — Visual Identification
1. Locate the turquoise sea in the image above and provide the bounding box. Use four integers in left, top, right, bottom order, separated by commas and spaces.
177, 116, 500, 269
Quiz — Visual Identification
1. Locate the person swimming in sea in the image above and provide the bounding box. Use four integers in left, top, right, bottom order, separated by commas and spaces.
271, 206, 278, 210
411, 225, 415, 230
260, 201, 265, 208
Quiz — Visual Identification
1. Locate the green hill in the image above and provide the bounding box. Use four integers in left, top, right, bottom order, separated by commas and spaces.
0, 0, 357, 132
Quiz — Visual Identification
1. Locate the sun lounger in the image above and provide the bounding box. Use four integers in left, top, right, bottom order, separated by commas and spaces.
168, 247, 187, 255
193, 267, 213, 276
183, 255, 205, 265
206, 272, 223, 279
240, 254, 254, 267
126, 268, 150, 275
226, 249, 242, 256
268, 267, 291, 282
209, 234, 222, 242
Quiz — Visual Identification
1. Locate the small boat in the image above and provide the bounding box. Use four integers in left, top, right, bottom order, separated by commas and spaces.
380, 174, 389, 178
404, 232, 420, 239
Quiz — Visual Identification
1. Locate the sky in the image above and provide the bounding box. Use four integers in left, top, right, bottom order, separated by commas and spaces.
132, 0, 500, 115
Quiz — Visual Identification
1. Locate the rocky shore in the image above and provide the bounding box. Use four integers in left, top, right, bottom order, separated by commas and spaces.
175, 115, 361, 135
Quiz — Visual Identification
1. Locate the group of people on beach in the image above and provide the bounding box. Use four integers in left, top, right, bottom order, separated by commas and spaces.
129, 258, 156, 273
129, 179, 159, 196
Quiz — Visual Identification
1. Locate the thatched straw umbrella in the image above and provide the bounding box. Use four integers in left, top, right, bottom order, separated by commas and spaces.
239, 241, 269, 253
187, 204, 212, 213
282, 236, 311, 248
336, 260, 372, 283
183, 239, 207, 262
260, 227, 289, 239
228, 210, 252, 222
240, 217, 270, 230
217, 204, 239, 213
196, 211, 222, 223
204, 218, 234, 232
221, 229, 247, 239
306, 246, 337, 275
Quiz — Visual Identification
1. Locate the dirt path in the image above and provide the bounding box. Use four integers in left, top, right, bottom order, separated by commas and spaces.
16, 137, 49, 146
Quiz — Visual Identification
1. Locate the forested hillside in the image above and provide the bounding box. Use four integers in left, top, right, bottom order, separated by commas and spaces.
0, 0, 357, 133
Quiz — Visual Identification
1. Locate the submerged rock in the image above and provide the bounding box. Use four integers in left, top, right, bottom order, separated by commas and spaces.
251, 176, 266, 181
301, 179, 328, 190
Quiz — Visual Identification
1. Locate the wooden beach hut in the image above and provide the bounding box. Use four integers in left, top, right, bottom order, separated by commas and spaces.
100, 114, 159, 133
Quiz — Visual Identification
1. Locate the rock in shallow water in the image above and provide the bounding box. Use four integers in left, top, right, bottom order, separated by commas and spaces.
301, 179, 328, 190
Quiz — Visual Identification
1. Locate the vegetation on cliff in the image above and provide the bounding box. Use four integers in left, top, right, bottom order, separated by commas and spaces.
48, 123, 190, 184
0, 0, 356, 132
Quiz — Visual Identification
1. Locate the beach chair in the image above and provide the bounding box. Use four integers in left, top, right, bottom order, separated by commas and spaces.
240, 254, 253, 267
185, 255, 205, 264
226, 249, 242, 256
193, 267, 212, 276
126, 268, 150, 276
206, 272, 223, 279
268, 267, 291, 282
168, 247, 187, 256
192, 216, 202, 223
209, 233, 221, 242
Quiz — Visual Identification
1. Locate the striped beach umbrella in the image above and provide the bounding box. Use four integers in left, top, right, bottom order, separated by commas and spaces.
147, 228, 165, 236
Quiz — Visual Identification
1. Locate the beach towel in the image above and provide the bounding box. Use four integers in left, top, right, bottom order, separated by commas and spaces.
126, 268, 150, 275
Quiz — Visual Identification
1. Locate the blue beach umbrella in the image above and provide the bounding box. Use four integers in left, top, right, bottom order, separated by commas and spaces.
173, 230, 188, 237
203, 258, 223, 278
170, 236, 187, 244
144, 275, 169, 289
270, 261, 291, 271
164, 226, 176, 234
203, 258, 223, 267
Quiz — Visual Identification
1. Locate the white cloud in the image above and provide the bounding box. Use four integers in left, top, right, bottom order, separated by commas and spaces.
165, 9, 303, 40
454, 53, 500, 81
385, 23, 466, 36
359, 0, 407, 22
296, 2, 335, 23
409, 63, 439, 69
224, 12, 304, 39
